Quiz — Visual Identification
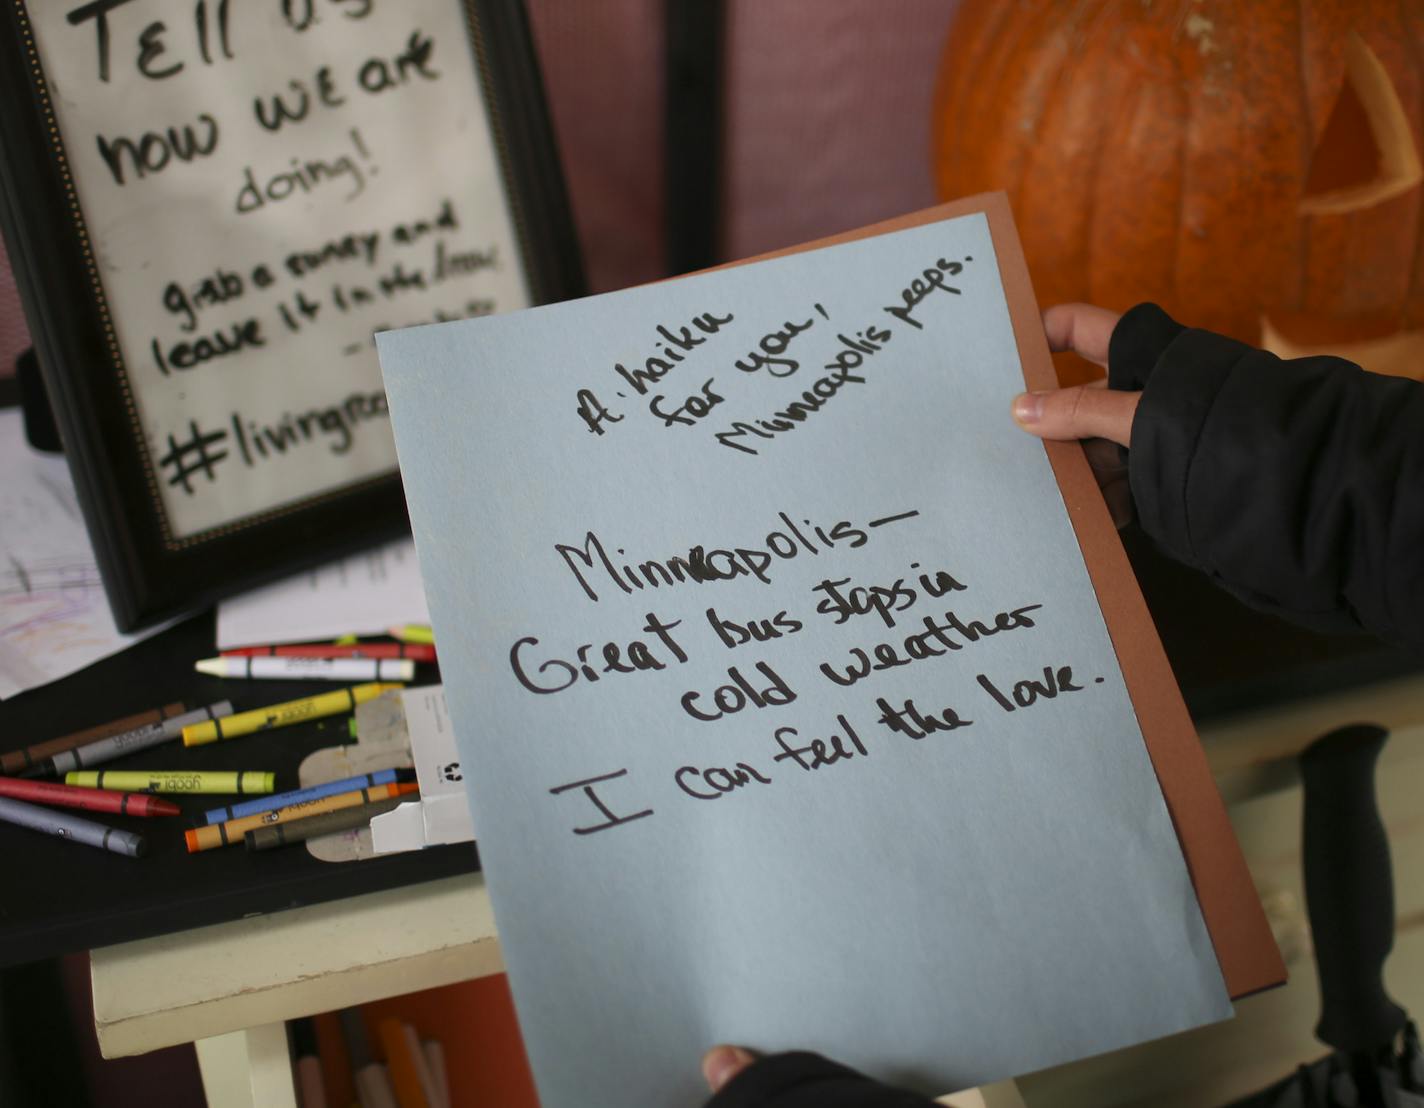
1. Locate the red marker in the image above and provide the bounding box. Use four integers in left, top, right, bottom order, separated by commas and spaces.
0, 775, 181, 818
221, 642, 437, 663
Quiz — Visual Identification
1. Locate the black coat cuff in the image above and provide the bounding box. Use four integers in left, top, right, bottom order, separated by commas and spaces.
1105, 302, 1424, 643
1107, 302, 1184, 391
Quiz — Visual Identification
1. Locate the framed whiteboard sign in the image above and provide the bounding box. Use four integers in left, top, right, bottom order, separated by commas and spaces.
0, 0, 582, 629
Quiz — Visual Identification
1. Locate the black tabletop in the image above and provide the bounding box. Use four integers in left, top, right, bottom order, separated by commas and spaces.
0, 609, 477, 968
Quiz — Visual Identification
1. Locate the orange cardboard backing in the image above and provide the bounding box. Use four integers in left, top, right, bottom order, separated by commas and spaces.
733, 192, 1285, 1000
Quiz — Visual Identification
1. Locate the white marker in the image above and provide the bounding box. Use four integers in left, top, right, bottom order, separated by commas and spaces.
194, 656, 416, 682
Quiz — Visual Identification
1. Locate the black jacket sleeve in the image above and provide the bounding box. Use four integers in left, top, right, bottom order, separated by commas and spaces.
705, 1052, 938, 1108
1110, 303, 1424, 648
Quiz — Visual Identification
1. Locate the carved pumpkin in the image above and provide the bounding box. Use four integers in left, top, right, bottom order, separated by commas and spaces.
931, 2, 1424, 380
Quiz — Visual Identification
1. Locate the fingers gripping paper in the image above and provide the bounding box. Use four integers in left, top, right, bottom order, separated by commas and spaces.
376, 201, 1234, 1105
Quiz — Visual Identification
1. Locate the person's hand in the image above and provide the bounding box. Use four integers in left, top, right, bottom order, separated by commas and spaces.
702, 1044, 757, 1095
1011, 303, 1140, 527
700, 1045, 939, 1105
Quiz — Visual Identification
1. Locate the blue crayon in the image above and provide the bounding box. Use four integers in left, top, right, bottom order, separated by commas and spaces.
200, 768, 403, 825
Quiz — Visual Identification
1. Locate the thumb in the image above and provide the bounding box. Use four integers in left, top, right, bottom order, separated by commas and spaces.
702, 1045, 757, 1094
1011, 383, 1139, 447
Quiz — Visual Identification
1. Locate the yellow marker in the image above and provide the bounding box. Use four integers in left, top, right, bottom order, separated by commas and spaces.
182, 683, 403, 746
65, 770, 274, 794
185, 780, 418, 852
388, 624, 434, 644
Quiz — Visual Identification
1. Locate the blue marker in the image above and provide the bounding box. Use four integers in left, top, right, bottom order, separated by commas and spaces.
200, 768, 406, 825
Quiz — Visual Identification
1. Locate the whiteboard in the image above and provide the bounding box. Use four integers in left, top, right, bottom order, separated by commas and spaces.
26, 0, 531, 540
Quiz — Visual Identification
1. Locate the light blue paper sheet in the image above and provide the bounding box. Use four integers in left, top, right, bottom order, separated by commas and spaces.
377, 210, 1232, 1106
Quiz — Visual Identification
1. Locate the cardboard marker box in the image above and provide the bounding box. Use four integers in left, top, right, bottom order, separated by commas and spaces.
371, 685, 474, 854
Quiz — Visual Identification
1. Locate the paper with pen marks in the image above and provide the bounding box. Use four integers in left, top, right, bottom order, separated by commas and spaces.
0, 409, 170, 698
376, 210, 1232, 1107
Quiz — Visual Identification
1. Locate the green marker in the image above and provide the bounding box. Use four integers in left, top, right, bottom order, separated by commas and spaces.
65, 770, 275, 795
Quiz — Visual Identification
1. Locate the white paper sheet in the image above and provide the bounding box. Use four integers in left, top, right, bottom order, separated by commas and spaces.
216, 537, 429, 649
377, 209, 1233, 1105
0, 408, 167, 699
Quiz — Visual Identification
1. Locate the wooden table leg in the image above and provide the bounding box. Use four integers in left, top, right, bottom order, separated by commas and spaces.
194, 1023, 297, 1108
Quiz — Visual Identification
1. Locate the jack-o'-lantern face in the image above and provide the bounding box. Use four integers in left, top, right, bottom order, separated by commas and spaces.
932, 2, 1424, 380
1267, 31, 1423, 374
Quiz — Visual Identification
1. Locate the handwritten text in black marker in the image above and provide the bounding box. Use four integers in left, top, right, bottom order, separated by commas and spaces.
874, 697, 973, 740
576, 390, 624, 435
811, 561, 964, 629
817, 602, 1045, 688
976, 665, 1099, 712
151, 316, 265, 374
675, 761, 772, 801
649, 378, 724, 428
732, 305, 826, 377
96, 112, 220, 186
70, 0, 235, 85
509, 613, 688, 695
712, 319, 891, 456
235, 131, 374, 213
154, 389, 388, 495
679, 661, 796, 722
229, 391, 387, 462
868, 510, 920, 529
704, 607, 804, 650
554, 508, 920, 603
883, 256, 971, 330
714, 361, 867, 455
548, 770, 654, 836
612, 312, 735, 396
772, 715, 868, 771
161, 267, 269, 333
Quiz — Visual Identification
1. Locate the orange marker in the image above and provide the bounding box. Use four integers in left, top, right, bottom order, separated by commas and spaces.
377, 1018, 431, 1108
184, 781, 416, 852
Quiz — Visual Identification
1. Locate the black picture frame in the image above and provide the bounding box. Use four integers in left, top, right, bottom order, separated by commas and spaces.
0, 0, 583, 631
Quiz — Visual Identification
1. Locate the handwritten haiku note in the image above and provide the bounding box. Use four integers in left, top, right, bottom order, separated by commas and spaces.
26, 0, 527, 538
377, 210, 1232, 1106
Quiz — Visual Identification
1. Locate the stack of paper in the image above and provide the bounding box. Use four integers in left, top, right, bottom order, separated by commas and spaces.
215, 537, 430, 649
0, 408, 167, 698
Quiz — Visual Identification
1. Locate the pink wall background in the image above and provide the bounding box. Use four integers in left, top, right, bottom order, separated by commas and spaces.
525, 0, 668, 293
721, 0, 959, 259
0, 3, 960, 373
